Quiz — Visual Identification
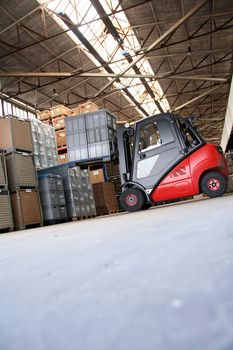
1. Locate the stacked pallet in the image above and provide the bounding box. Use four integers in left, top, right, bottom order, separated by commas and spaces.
37, 110, 52, 126
50, 105, 71, 164
37, 103, 99, 164
38, 174, 68, 224
38, 165, 96, 220
30, 118, 58, 169
70, 102, 98, 115
104, 162, 122, 210
92, 182, 118, 215
0, 151, 13, 233
0, 116, 43, 231
66, 109, 117, 162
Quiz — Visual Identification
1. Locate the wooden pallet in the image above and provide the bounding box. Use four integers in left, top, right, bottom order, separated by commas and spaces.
96, 209, 119, 216
15, 222, 43, 231
71, 214, 96, 221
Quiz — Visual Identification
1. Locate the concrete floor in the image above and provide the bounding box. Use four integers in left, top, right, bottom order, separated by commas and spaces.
0, 195, 233, 350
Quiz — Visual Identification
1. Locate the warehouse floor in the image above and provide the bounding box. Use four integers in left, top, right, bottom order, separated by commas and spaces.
0, 195, 233, 350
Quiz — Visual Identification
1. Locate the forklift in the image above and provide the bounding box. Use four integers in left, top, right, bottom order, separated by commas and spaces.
117, 113, 228, 212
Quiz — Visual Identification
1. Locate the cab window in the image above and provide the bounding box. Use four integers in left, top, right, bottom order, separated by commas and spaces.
139, 122, 161, 152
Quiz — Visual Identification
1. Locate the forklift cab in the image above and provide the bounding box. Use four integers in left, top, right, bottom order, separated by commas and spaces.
117, 113, 228, 212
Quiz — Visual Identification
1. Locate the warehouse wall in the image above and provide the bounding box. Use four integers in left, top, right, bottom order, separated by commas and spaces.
221, 76, 233, 152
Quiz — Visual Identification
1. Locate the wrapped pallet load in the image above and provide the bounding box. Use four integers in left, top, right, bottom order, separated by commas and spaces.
30, 118, 58, 169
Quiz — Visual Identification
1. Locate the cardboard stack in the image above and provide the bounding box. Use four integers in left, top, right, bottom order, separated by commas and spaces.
0, 151, 13, 232
30, 118, 58, 169
0, 116, 43, 230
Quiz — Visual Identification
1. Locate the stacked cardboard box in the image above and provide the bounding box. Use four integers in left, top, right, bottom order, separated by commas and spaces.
0, 117, 33, 152
37, 110, 52, 125
92, 182, 118, 215
66, 109, 117, 162
104, 162, 122, 210
70, 102, 98, 115
38, 174, 68, 223
0, 116, 43, 230
50, 105, 71, 164
30, 118, 58, 169
0, 151, 13, 232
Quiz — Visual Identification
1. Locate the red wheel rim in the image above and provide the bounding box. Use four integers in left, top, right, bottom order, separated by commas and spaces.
207, 178, 220, 191
126, 193, 138, 206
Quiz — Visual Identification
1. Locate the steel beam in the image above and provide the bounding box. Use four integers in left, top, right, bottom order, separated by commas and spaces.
0, 2, 52, 35
172, 85, 225, 112
93, 0, 209, 98
0, 71, 227, 82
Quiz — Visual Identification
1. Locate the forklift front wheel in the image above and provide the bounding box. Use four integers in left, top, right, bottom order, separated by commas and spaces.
200, 171, 228, 198
120, 187, 146, 212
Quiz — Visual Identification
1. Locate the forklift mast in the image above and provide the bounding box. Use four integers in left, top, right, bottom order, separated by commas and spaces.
116, 124, 135, 185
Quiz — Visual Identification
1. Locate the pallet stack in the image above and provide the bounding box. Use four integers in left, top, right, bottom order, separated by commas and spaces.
50, 105, 71, 165
0, 151, 14, 233
0, 116, 43, 231
92, 182, 118, 215
31, 118, 58, 169
38, 165, 96, 220
37, 110, 52, 126
38, 174, 68, 224
104, 162, 122, 210
65, 109, 117, 162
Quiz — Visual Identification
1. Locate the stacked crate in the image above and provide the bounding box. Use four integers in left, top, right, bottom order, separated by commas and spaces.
38, 174, 68, 224
65, 109, 117, 162
38, 165, 96, 220
0, 151, 13, 232
104, 162, 122, 209
92, 182, 118, 215
50, 105, 71, 164
30, 118, 58, 169
70, 102, 98, 115
80, 169, 96, 217
37, 110, 52, 126
0, 116, 43, 230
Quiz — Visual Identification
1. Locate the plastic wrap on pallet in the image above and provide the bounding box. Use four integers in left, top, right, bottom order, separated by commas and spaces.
38, 165, 96, 218
30, 119, 58, 169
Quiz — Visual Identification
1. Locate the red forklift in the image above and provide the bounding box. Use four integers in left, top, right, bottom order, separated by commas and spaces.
117, 113, 228, 212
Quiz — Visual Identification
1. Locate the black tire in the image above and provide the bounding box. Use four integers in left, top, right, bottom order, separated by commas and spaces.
200, 171, 228, 198
142, 202, 151, 210
120, 187, 146, 212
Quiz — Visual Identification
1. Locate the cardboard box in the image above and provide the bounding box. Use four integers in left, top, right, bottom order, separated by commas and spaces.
58, 153, 68, 164
70, 102, 98, 115
0, 117, 33, 152
52, 116, 66, 130
90, 169, 105, 184
11, 189, 43, 230
37, 110, 51, 121
56, 131, 66, 147
51, 105, 71, 118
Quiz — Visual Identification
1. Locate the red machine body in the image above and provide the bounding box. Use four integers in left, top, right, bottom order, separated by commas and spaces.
150, 144, 228, 203
117, 113, 229, 212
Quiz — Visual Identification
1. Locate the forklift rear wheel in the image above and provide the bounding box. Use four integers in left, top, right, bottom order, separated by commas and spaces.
120, 188, 146, 212
200, 171, 227, 198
